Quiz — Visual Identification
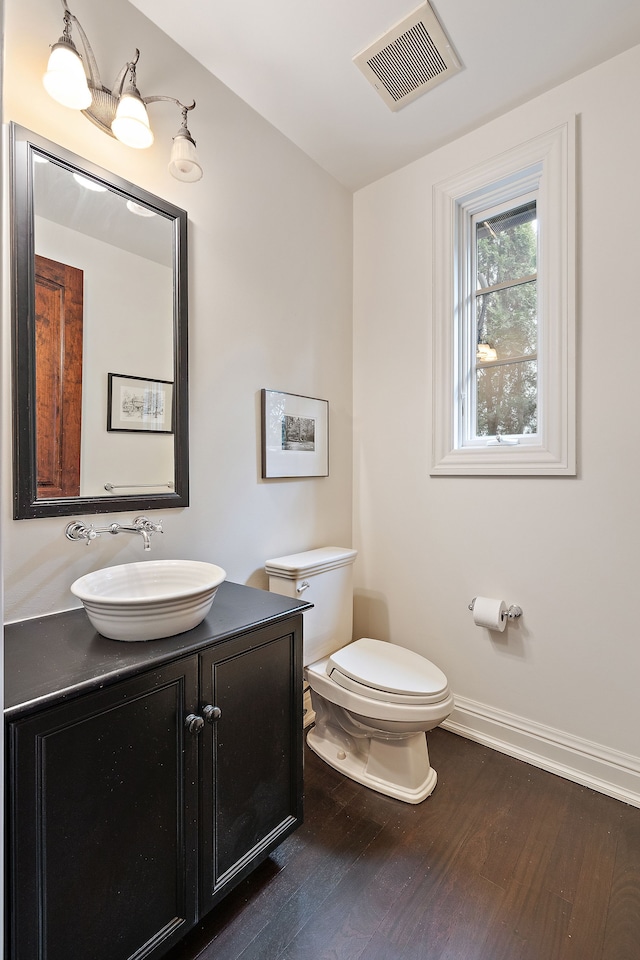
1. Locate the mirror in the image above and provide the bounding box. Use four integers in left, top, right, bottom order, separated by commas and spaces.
10, 124, 189, 519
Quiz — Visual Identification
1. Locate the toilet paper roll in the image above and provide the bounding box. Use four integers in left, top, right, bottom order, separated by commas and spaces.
472, 597, 507, 632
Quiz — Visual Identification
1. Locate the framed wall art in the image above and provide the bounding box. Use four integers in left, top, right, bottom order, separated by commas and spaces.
107, 373, 174, 434
261, 389, 329, 478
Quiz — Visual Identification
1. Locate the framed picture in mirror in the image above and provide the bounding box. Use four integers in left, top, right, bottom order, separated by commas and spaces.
107, 374, 174, 434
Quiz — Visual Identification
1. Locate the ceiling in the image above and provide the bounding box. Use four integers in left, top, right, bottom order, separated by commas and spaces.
128, 0, 640, 191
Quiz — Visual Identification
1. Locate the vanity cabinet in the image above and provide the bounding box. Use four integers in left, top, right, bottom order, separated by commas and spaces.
5, 582, 307, 960
199, 627, 301, 909
8, 658, 200, 960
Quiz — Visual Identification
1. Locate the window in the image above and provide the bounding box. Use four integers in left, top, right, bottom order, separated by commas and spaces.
431, 122, 575, 476
473, 198, 538, 441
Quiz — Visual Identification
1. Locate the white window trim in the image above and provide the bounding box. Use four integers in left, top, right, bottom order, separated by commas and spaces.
431, 121, 576, 476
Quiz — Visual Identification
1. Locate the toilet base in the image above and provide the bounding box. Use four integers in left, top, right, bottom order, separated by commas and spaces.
306, 721, 438, 804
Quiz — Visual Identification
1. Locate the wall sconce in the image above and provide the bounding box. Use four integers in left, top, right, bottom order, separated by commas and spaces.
43, 0, 203, 182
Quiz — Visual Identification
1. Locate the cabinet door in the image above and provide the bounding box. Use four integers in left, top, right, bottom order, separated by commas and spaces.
199, 617, 303, 909
7, 659, 200, 960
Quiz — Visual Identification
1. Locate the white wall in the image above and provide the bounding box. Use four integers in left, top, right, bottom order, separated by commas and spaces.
353, 45, 640, 803
2, 0, 353, 620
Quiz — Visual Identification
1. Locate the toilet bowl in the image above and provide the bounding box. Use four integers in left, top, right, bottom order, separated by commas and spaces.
306, 637, 454, 803
265, 547, 453, 804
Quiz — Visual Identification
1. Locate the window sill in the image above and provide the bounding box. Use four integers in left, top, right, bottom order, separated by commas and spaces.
430, 442, 576, 476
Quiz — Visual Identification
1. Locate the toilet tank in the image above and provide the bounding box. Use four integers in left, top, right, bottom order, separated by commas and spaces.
265, 547, 357, 665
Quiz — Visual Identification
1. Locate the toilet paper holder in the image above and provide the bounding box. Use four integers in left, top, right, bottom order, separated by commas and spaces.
468, 598, 523, 621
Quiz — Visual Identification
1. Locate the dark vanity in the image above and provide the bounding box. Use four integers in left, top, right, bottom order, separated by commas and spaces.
6, 123, 309, 959
5, 581, 310, 960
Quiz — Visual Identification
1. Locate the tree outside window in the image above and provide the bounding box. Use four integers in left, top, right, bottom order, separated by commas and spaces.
473, 200, 538, 438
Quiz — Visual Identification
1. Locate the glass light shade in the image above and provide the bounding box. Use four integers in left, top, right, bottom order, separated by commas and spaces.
43, 41, 92, 110
169, 135, 203, 182
111, 93, 154, 149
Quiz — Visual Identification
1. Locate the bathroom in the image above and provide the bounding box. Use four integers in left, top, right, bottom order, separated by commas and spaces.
2, 0, 640, 954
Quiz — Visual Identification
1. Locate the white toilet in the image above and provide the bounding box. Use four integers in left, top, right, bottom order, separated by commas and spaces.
265, 547, 454, 804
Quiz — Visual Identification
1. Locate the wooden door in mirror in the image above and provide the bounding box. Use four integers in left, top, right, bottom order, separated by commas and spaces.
35, 255, 83, 499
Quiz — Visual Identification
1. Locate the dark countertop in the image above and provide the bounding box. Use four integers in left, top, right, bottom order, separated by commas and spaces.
4, 580, 311, 720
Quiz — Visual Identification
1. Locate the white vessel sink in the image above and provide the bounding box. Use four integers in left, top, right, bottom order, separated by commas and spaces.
70, 560, 227, 641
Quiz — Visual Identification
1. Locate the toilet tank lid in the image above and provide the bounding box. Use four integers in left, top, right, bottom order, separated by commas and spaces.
328, 638, 449, 700
265, 546, 357, 579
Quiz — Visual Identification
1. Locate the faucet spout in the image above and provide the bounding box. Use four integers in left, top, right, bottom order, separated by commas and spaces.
133, 517, 163, 551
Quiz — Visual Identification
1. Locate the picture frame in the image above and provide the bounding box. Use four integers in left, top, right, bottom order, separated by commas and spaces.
261, 389, 329, 478
107, 373, 174, 434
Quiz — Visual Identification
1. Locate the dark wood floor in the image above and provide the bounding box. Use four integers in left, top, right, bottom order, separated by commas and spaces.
166, 727, 640, 960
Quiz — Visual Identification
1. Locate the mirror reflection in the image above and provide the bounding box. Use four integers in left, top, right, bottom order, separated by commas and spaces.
11, 125, 189, 519
34, 156, 175, 498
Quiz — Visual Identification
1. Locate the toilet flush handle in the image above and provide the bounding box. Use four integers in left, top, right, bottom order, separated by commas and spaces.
296, 580, 311, 595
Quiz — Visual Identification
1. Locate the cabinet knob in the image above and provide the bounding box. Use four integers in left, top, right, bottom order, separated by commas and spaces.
202, 705, 222, 724
185, 713, 205, 734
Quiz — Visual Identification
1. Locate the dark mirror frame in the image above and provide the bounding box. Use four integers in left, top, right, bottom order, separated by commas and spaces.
10, 123, 189, 519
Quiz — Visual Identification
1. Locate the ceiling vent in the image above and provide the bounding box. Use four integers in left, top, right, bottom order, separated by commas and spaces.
353, 2, 462, 112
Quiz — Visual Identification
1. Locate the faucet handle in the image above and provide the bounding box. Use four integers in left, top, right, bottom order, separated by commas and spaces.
133, 516, 163, 534
65, 521, 99, 545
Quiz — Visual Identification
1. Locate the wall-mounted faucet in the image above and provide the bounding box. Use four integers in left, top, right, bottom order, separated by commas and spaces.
65, 516, 163, 551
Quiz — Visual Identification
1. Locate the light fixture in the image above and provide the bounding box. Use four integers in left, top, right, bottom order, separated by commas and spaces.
42, 6, 91, 110
169, 106, 203, 183
43, 0, 203, 182
111, 57, 154, 150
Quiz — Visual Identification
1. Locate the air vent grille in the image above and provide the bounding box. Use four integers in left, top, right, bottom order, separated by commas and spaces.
354, 2, 461, 112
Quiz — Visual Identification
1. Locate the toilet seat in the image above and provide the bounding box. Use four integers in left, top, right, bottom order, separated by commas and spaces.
307, 654, 454, 725
327, 637, 449, 705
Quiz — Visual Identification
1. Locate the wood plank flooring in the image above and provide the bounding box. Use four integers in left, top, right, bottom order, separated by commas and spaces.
166, 728, 640, 960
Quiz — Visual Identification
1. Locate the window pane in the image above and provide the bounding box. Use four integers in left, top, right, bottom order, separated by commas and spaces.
476, 201, 536, 287
477, 279, 537, 359
476, 359, 537, 437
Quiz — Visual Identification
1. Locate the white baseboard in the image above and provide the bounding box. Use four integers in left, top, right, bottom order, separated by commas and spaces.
441, 694, 640, 809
